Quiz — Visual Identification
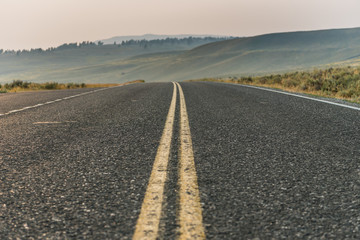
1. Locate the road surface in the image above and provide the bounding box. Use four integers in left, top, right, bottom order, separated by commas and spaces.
1, 82, 359, 239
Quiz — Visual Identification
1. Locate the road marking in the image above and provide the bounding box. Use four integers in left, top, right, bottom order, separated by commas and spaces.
237, 84, 360, 111
33, 121, 62, 124
176, 82, 206, 240
133, 82, 177, 240
0, 86, 120, 117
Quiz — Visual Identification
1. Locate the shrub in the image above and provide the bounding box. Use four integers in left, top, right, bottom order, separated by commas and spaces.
337, 88, 357, 98
282, 78, 300, 88
66, 83, 74, 89
257, 77, 267, 84
299, 82, 308, 91
43, 82, 58, 89
306, 78, 322, 91
271, 75, 282, 84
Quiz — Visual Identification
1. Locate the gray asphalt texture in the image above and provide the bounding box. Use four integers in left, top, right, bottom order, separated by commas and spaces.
0, 88, 98, 114
1, 82, 360, 239
183, 82, 360, 239
1, 83, 172, 239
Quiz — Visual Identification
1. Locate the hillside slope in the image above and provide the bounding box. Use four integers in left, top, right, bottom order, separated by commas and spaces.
90, 27, 360, 82
0, 37, 227, 83
1, 28, 360, 83
129, 27, 360, 81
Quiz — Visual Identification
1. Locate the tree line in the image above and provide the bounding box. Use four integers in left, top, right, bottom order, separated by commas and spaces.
0, 37, 234, 56
116, 37, 232, 48
0, 41, 101, 55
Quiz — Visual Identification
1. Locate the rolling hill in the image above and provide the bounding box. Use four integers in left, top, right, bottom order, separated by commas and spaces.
120, 27, 360, 82
0, 37, 229, 83
1, 27, 360, 84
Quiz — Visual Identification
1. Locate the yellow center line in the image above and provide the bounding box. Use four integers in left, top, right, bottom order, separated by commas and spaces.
133, 82, 177, 240
176, 82, 206, 240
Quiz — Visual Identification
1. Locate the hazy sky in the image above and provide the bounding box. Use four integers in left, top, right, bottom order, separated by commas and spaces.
1, 0, 360, 50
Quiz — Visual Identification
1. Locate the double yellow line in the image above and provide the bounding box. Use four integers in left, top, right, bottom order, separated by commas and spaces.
133, 82, 205, 240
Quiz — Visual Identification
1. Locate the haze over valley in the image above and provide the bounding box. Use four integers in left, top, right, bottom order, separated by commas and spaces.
1, 27, 360, 84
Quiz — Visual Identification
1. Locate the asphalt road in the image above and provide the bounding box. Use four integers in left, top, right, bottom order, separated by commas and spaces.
1, 82, 359, 239
0, 88, 98, 115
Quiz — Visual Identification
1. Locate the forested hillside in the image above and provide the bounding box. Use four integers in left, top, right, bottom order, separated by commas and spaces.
0, 37, 230, 83
1, 28, 360, 84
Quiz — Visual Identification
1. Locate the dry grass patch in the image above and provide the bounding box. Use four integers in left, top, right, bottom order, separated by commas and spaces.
0, 79, 145, 93
187, 66, 360, 104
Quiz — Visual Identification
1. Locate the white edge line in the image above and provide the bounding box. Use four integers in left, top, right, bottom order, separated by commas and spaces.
0, 85, 125, 117
236, 84, 360, 111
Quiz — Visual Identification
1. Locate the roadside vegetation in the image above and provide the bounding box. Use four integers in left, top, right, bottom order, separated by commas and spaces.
0, 79, 144, 93
189, 66, 360, 104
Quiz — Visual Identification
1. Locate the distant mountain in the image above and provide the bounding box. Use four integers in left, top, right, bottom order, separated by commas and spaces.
100, 34, 232, 44
142, 27, 360, 81
1, 28, 360, 84
114, 27, 360, 82
0, 36, 231, 83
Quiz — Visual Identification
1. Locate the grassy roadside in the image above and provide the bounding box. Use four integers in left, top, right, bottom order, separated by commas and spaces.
187, 66, 360, 104
0, 80, 145, 93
